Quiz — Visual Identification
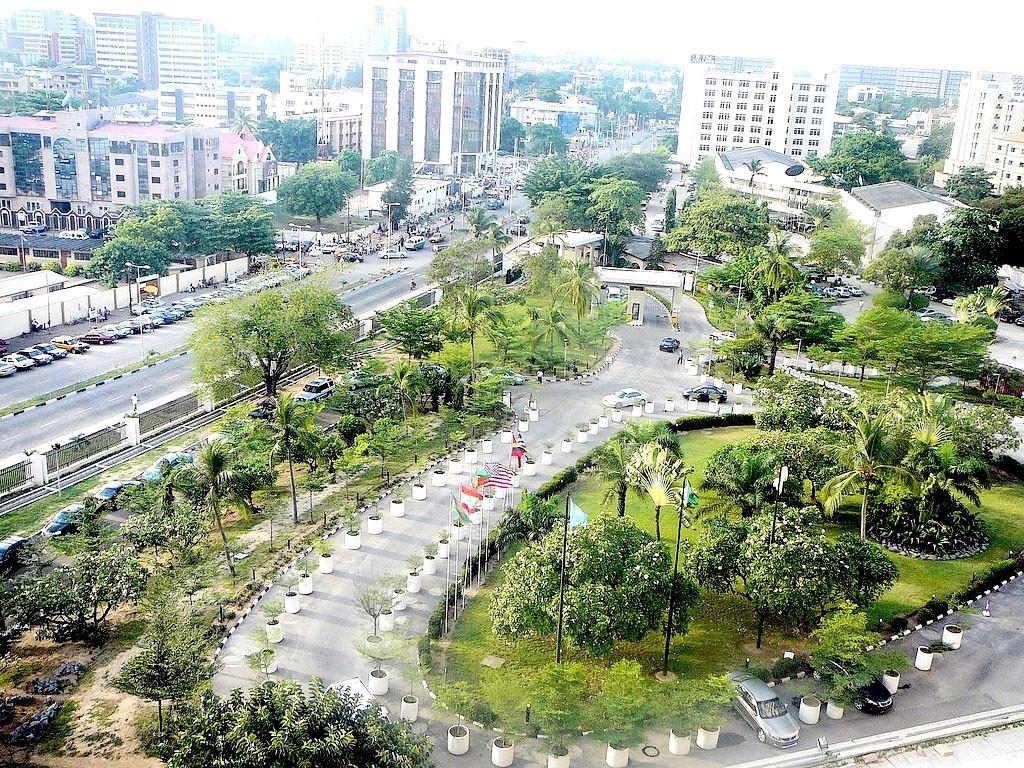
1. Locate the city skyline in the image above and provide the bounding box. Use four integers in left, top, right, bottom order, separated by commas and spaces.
8, 0, 1022, 74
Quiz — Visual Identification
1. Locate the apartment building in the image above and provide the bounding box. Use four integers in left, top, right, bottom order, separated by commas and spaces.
318, 110, 363, 155
363, 51, 504, 175
4, 8, 94, 65
157, 83, 270, 127
94, 12, 217, 88
276, 71, 362, 118
509, 97, 599, 133
220, 131, 281, 195
677, 56, 838, 167
0, 109, 220, 232
838, 64, 969, 102
0, 65, 128, 100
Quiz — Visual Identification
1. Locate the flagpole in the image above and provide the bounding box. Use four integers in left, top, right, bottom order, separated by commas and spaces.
464, 516, 473, 612
444, 494, 453, 636
662, 490, 687, 677
453, 505, 462, 624
480, 498, 490, 587
555, 494, 571, 664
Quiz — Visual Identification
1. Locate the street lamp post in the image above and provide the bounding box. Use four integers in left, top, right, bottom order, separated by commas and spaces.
796, 338, 803, 368
52, 442, 62, 498
125, 262, 151, 361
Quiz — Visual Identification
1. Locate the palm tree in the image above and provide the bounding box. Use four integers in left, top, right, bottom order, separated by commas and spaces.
530, 303, 572, 355
558, 259, 599, 336
975, 285, 1009, 318
753, 311, 790, 377
804, 202, 834, 232
743, 158, 766, 190
268, 394, 316, 525
592, 440, 635, 518
232, 108, 255, 135
628, 443, 691, 541
465, 206, 492, 239
903, 245, 939, 307
180, 441, 237, 577
485, 223, 512, 268
701, 449, 778, 518
450, 285, 495, 381
379, 360, 419, 417
822, 408, 913, 539
752, 228, 800, 301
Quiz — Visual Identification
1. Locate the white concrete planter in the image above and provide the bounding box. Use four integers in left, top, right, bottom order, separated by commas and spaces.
390, 499, 406, 518
589, 421, 599, 435
529, 408, 540, 422
468, 507, 482, 525
687, 398, 699, 412
665, 398, 675, 412
668, 729, 691, 755
511, 473, 521, 488
518, 419, 530, 433
367, 669, 389, 695
500, 430, 513, 444
449, 458, 463, 475
284, 591, 300, 614
576, 429, 588, 443
368, 515, 384, 534
406, 571, 421, 594
423, 555, 437, 575
605, 744, 629, 767
942, 624, 963, 649
631, 404, 643, 418
493, 486, 507, 500
644, 401, 655, 413
298, 574, 313, 594
799, 696, 821, 724
448, 725, 470, 755
266, 620, 283, 644
561, 439, 573, 453
699, 374, 707, 383
696, 727, 720, 750
733, 382, 743, 394
482, 438, 494, 454
882, 670, 900, 694
266, 656, 279, 674
826, 700, 845, 719
599, 415, 609, 428
612, 409, 623, 422
523, 460, 537, 476
733, 402, 742, 414
392, 588, 406, 611
542, 450, 554, 465
379, 610, 395, 632
438, 540, 450, 559
401, 695, 419, 722
411, 482, 427, 500
431, 470, 447, 487
491, 737, 515, 767
548, 752, 570, 768
464, 448, 478, 466
915, 646, 934, 671
708, 401, 720, 414
451, 522, 468, 541
318, 553, 334, 574
344, 530, 361, 550
483, 494, 496, 511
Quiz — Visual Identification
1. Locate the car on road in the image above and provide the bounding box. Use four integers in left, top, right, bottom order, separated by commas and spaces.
845, 286, 865, 297
853, 679, 894, 714
484, 198, 504, 210
51, 335, 89, 353
916, 308, 950, 323
381, 250, 407, 260
99, 323, 131, 339
339, 252, 364, 262
709, 330, 737, 343
682, 383, 729, 403
0, 361, 16, 377
1016, 315, 1024, 327
140, 451, 194, 482
1, 352, 35, 370
0, 536, 28, 572
93, 480, 139, 510
19, 222, 48, 234
43, 503, 85, 536
658, 337, 681, 353
652, 217, 665, 232
479, 367, 525, 386
429, 232, 446, 244
80, 328, 116, 345
29, 342, 68, 359
404, 236, 427, 251
151, 309, 180, 324
295, 376, 335, 403
601, 388, 649, 409
730, 673, 801, 748
20, 347, 54, 365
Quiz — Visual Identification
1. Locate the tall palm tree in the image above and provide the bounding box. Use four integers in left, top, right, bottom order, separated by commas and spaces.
804, 202, 834, 232
701, 449, 778, 518
450, 285, 495, 381
232, 108, 255, 135
752, 228, 800, 301
530, 303, 572, 354
485, 223, 512, 268
951, 295, 982, 324
743, 158, 766, 190
465, 206, 492, 239
268, 394, 316, 524
754, 311, 790, 376
903, 245, 939, 307
180, 441, 237, 577
628, 443, 691, 541
822, 409, 913, 539
592, 440, 635, 518
379, 360, 419, 417
558, 259, 599, 336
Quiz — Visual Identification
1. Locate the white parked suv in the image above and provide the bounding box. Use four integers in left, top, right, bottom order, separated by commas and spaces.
295, 376, 335, 402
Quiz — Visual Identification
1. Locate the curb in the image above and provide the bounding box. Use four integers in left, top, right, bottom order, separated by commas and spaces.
0, 349, 190, 422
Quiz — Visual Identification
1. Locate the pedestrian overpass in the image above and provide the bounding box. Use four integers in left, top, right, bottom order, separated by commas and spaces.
595, 267, 691, 326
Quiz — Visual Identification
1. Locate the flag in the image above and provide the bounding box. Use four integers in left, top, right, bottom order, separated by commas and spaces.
473, 466, 491, 487
684, 481, 699, 508
511, 433, 527, 456
450, 494, 471, 525
460, 484, 483, 508
485, 462, 514, 479
480, 462, 514, 488
568, 496, 588, 528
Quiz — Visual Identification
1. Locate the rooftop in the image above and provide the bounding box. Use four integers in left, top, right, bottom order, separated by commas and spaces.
850, 181, 956, 212
719, 147, 805, 173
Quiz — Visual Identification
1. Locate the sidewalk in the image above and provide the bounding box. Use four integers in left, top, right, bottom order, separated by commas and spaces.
855, 723, 1024, 768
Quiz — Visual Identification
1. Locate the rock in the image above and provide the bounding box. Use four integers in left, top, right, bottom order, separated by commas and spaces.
29, 676, 62, 695
55, 662, 83, 678
10, 702, 61, 744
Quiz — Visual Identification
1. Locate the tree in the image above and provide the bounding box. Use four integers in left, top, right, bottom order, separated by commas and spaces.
600, 153, 669, 195
523, 155, 598, 205
751, 229, 802, 302
531, 663, 588, 757
863, 245, 939, 307
365, 150, 401, 184
449, 285, 495, 380
268, 394, 317, 524
664, 188, 678, 231
465, 206, 493, 239
231, 109, 256, 134
113, 587, 217, 732
666, 192, 768, 259
808, 220, 867, 275
701, 446, 778, 518
757, 290, 843, 376
381, 157, 413, 224
158, 679, 433, 768
934, 207, 1004, 295
490, 514, 698, 657
752, 375, 853, 433
255, 116, 316, 163
277, 162, 357, 224
879, 319, 991, 394
594, 661, 653, 750
527, 123, 568, 156
809, 133, 913, 189
822, 408, 913, 539
191, 282, 353, 398
918, 123, 954, 159
179, 440, 239, 576
592, 440, 635, 518
485, 222, 512, 272
587, 178, 645, 236
944, 165, 994, 204
743, 158, 766, 189
427, 238, 493, 287
627, 443, 691, 541
691, 157, 721, 196
499, 116, 526, 154
980, 186, 1024, 268
86, 237, 171, 287
833, 307, 916, 380
336, 148, 362, 176
647, 235, 667, 269
558, 259, 599, 334
376, 301, 445, 359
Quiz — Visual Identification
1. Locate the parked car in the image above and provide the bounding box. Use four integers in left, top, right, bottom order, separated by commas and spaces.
99, 323, 130, 339
916, 308, 950, 323
150, 309, 180, 324
484, 198, 504, 210
729, 673, 801, 748
92, 480, 139, 510
1016, 315, 1024, 327
20, 347, 54, 365
652, 217, 665, 232
19, 222, 48, 234
853, 679, 894, 714
0, 361, 16, 377
658, 337, 681, 353
80, 329, 116, 345
428, 232, 446, 244
295, 376, 335, 402
28, 342, 68, 359
131, 299, 166, 315
681, 383, 729, 403
381, 250, 407, 260
404, 236, 427, 251
0, 536, 27, 572
601, 388, 649, 409
709, 330, 737, 343
249, 397, 276, 420
43, 503, 85, 536
339, 252, 364, 262
51, 335, 89, 353
140, 451, 193, 482
1, 353, 35, 369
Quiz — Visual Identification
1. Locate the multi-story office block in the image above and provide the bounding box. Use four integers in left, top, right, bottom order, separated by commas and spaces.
158, 83, 270, 127
6, 8, 94, 65
94, 12, 216, 88
940, 72, 1024, 180
838, 64, 969, 102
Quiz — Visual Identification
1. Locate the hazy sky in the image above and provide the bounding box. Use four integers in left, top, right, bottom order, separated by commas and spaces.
23, 0, 1020, 73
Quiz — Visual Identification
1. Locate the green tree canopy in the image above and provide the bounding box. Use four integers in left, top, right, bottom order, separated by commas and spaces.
807, 213, 867, 275
365, 150, 401, 184
382, 157, 413, 224
523, 155, 598, 205
918, 123, 954, 159
255, 116, 316, 163
86, 237, 171, 287
666, 192, 768, 259
499, 116, 527, 153
336, 148, 362, 176
878, 316, 992, 393
934, 207, 1004, 295
527, 123, 569, 156
809, 133, 913, 189
944, 165, 994, 204
376, 301, 445, 359
277, 162, 358, 224
599, 153, 669, 195
980, 186, 1024, 267
586, 177, 645, 236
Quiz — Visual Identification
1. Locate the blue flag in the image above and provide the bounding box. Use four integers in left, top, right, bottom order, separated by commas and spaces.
568, 496, 588, 528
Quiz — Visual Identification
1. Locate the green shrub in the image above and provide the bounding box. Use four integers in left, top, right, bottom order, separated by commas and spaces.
749, 666, 773, 683
771, 655, 810, 679
417, 636, 432, 669
669, 412, 755, 432
467, 701, 498, 727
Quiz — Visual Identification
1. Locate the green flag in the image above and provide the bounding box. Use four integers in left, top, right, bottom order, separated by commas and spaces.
684, 480, 699, 508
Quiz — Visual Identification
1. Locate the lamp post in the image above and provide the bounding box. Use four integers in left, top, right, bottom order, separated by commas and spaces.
125, 262, 150, 360
795, 338, 803, 368
563, 338, 569, 378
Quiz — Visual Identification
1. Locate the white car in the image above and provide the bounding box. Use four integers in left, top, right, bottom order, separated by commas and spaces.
381, 250, 407, 260
0, 362, 17, 377
99, 324, 131, 339
709, 330, 737, 343
601, 388, 649, 409
1, 353, 35, 370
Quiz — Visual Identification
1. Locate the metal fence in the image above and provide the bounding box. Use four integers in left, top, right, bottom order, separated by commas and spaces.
139, 392, 200, 436
0, 460, 31, 496
45, 424, 124, 474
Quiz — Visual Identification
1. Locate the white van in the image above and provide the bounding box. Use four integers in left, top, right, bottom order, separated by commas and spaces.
57, 229, 89, 240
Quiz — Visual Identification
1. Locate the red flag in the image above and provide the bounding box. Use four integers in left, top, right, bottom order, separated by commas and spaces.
460, 483, 483, 501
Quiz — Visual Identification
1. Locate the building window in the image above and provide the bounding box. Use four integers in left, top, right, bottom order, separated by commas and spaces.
117, 191, 126, 198
720, 102, 730, 109
808, 140, 819, 147
813, 107, 824, 114
792, 149, 802, 156
795, 117, 806, 124
809, 129, 820, 136
735, 114, 746, 122
151, 160, 160, 167
721, 90, 732, 98
704, 100, 715, 108
799, 84, 810, 91
705, 89, 716, 97
699, 144, 710, 151
797, 95, 808, 102
701, 123, 712, 130
702, 111, 713, 119
811, 118, 822, 125
739, 80, 749, 87
717, 124, 729, 132
796, 106, 807, 113
751, 115, 762, 123
756, 81, 766, 89
115, 174, 125, 181
739, 92, 748, 99
814, 96, 825, 103
792, 139, 803, 145
815, 84, 827, 92
793, 128, 804, 135
114, 158, 124, 166
151, 176, 160, 183
737, 103, 747, 111
754, 92, 764, 100
700, 133, 711, 141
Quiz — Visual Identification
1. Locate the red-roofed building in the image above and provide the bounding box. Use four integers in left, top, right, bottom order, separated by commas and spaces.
219, 130, 283, 195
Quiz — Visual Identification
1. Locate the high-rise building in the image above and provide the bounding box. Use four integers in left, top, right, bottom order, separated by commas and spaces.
937, 72, 1024, 193
677, 56, 838, 167
838, 64, 969, 102
0, 109, 221, 231
157, 83, 270, 127
5, 8, 94, 65
94, 12, 216, 88
363, 51, 504, 175
368, 5, 409, 55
